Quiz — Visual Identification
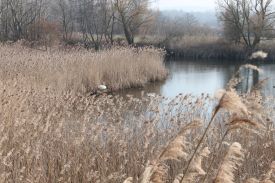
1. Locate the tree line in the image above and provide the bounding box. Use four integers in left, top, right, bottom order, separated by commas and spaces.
0, 0, 153, 49
218, 0, 275, 52
0, 0, 274, 52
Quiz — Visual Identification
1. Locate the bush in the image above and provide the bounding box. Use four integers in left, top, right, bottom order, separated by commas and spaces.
26, 19, 61, 47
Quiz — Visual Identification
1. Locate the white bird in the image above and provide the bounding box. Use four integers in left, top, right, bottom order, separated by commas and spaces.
98, 85, 107, 90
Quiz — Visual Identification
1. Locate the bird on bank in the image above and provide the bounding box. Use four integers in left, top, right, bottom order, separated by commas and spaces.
90, 85, 108, 96
98, 85, 107, 90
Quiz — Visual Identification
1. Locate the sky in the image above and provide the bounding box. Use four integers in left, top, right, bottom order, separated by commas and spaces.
153, 0, 216, 12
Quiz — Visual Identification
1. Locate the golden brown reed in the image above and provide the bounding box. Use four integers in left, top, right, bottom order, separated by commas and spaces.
124, 177, 134, 183
0, 44, 167, 93
214, 89, 249, 116
0, 45, 274, 183
140, 121, 201, 183
178, 147, 211, 183
214, 142, 244, 183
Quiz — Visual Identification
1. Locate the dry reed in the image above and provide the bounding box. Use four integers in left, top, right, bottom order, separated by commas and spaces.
0, 45, 274, 183
214, 142, 244, 183
0, 43, 167, 93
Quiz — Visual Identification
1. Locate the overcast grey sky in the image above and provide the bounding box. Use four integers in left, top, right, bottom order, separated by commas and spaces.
153, 0, 216, 11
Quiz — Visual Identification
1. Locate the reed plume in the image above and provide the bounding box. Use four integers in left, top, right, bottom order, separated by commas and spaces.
214, 142, 244, 183
158, 121, 201, 162
141, 164, 155, 183
226, 117, 259, 130
262, 161, 275, 182
214, 89, 249, 116
181, 88, 248, 182
141, 121, 201, 183
123, 177, 133, 183
180, 147, 210, 183
244, 178, 260, 183
249, 51, 268, 59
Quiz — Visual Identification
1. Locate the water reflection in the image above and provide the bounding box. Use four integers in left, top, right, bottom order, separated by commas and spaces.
161, 61, 236, 97
256, 65, 275, 96
117, 60, 275, 98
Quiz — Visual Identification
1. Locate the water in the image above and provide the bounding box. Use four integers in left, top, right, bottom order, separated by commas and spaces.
117, 60, 275, 98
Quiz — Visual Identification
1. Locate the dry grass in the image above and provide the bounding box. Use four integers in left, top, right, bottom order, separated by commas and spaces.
214, 142, 244, 183
164, 36, 246, 60
0, 43, 167, 93
168, 36, 219, 49
0, 45, 274, 183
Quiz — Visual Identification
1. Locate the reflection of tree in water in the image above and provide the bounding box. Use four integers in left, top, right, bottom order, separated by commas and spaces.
117, 61, 275, 98
237, 67, 259, 93
252, 69, 259, 88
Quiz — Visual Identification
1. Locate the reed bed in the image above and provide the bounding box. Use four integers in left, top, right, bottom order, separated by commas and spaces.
0, 44, 167, 93
166, 36, 275, 61
165, 36, 246, 60
0, 45, 274, 183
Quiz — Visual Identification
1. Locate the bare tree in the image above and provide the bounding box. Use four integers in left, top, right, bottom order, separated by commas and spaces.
158, 15, 185, 42
56, 0, 76, 41
221, 8, 242, 44
182, 13, 199, 36
114, 0, 153, 45
101, 0, 116, 45
0, 0, 10, 40
77, 0, 115, 49
152, 12, 203, 45
0, 0, 154, 47
0, 0, 48, 41
217, 0, 275, 52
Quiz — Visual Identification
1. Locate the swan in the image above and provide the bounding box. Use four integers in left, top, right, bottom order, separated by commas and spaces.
98, 85, 107, 90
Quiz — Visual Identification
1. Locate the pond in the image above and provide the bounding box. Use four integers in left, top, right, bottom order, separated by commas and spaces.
117, 60, 275, 98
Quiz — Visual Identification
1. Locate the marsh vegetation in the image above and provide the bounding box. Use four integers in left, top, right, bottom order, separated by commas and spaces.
0, 0, 275, 183
0, 44, 274, 183
0, 44, 167, 93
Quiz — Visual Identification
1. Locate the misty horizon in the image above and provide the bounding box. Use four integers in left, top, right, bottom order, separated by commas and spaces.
152, 0, 216, 11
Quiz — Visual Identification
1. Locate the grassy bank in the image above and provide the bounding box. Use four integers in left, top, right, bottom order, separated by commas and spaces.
0, 44, 167, 93
165, 36, 246, 60
138, 36, 275, 61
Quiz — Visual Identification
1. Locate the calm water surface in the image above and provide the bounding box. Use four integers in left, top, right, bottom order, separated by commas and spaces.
118, 60, 275, 98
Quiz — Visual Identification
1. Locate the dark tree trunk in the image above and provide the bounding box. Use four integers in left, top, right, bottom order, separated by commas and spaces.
121, 15, 134, 45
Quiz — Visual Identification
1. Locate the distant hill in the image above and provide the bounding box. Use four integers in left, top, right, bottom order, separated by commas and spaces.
160, 10, 219, 28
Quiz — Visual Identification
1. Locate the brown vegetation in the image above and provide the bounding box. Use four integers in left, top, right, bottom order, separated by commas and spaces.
164, 36, 246, 60
161, 35, 275, 61
0, 44, 274, 182
0, 44, 167, 93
